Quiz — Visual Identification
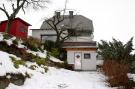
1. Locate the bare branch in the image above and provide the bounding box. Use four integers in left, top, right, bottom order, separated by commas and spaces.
12, 3, 15, 11
0, 4, 10, 18
46, 20, 55, 30
22, 6, 26, 14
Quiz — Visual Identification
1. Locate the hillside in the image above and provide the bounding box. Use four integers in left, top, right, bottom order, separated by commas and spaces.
0, 32, 113, 89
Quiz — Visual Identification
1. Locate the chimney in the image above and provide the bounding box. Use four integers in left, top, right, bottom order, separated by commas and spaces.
55, 11, 60, 18
69, 11, 74, 18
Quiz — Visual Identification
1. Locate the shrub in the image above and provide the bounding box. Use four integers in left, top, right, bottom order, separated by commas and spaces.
102, 60, 135, 88
12, 39, 18, 45
3, 33, 13, 40
10, 56, 26, 68
34, 58, 47, 66
9, 44, 19, 55
35, 58, 45, 66
22, 37, 42, 51
0, 41, 9, 51
22, 53, 35, 62
50, 48, 60, 58
44, 40, 55, 51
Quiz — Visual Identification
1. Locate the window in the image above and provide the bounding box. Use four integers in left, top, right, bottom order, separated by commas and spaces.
68, 29, 76, 36
19, 26, 27, 33
84, 53, 91, 59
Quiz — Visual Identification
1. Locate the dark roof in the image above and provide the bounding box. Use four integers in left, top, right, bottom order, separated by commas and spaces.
0, 18, 31, 26
62, 41, 97, 48
40, 15, 93, 31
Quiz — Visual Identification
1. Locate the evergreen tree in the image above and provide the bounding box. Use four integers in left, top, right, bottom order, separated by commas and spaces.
98, 37, 134, 64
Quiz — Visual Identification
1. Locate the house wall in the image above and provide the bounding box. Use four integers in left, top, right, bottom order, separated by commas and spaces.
16, 20, 28, 38
0, 22, 7, 32
65, 36, 93, 42
67, 50, 97, 70
0, 21, 17, 36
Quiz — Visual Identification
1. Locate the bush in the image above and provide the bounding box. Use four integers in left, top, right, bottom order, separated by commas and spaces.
50, 48, 60, 58
10, 56, 26, 68
34, 58, 46, 66
12, 39, 18, 45
32, 54, 48, 66
0, 41, 9, 51
22, 37, 42, 51
102, 60, 135, 88
22, 53, 35, 62
3, 33, 13, 40
44, 40, 55, 51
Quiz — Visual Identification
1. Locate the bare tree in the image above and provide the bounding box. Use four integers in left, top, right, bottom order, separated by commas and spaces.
45, 0, 71, 48
45, 11, 70, 48
0, 0, 49, 33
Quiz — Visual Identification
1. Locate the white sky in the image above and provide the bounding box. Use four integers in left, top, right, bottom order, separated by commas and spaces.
0, 0, 135, 44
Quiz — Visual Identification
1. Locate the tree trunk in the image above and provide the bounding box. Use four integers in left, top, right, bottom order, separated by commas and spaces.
5, 18, 13, 33
55, 34, 60, 47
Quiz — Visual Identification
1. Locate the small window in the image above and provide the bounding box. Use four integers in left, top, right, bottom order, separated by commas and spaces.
68, 29, 76, 36
19, 26, 27, 33
84, 53, 91, 59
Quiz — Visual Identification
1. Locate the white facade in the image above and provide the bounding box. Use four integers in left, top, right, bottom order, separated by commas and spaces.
65, 36, 94, 42
32, 30, 57, 41
67, 50, 97, 70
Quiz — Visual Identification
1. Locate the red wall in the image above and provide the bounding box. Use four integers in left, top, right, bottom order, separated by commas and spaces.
0, 19, 28, 39
16, 20, 28, 38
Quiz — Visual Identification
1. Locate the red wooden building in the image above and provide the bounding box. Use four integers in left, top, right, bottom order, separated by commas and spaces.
0, 18, 31, 39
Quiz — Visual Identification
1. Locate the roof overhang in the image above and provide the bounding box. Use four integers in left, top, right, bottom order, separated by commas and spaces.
62, 41, 98, 50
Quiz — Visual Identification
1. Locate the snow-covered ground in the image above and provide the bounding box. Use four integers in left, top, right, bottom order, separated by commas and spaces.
7, 68, 114, 89
0, 33, 115, 89
0, 51, 114, 89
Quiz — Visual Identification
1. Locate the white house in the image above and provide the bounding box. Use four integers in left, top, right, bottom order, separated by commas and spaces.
31, 11, 97, 70
62, 42, 97, 70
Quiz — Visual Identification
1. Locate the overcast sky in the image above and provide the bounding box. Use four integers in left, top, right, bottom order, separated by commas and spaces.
0, 0, 135, 44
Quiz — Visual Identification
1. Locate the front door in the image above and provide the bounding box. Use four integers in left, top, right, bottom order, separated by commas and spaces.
74, 52, 82, 70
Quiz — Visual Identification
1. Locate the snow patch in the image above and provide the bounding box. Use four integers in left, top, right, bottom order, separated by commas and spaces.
0, 51, 27, 76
